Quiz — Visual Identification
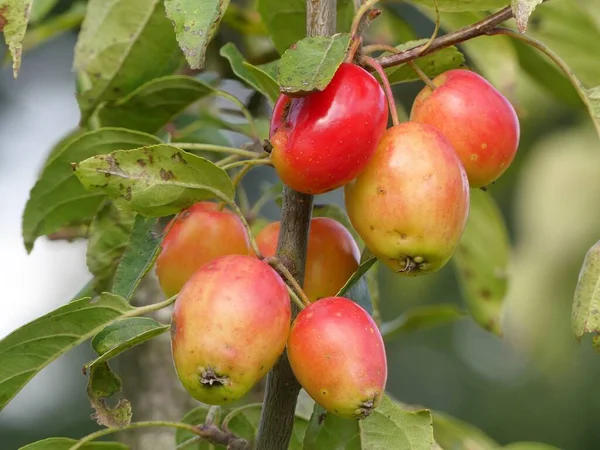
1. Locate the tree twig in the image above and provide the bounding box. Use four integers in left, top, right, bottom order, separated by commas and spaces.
375, 6, 514, 68
253, 2, 334, 448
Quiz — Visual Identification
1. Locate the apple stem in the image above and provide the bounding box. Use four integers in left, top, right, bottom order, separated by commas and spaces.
224, 200, 264, 259
417, 0, 440, 56
360, 55, 400, 127
286, 285, 308, 311
345, 36, 363, 63
408, 61, 437, 90
264, 256, 311, 307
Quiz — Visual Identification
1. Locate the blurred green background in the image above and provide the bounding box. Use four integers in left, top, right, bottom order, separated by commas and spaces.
1, 1, 599, 449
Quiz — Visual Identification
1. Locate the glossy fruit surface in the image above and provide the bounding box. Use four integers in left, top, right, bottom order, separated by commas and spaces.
270, 62, 388, 194
345, 122, 470, 275
156, 202, 251, 297
171, 255, 290, 405
256, 217, 360, 302
287, 297, 387, 419
410, 69, 520, 187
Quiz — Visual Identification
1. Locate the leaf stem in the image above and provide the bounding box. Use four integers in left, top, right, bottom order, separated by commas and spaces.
360, 55, 399, 126
175, 143, 262, 159
216, 91, 260, 142
130, 293, 178, 316
68, 421, 202, 450
220, 158, 272, 171
362, 43, 401, 55
485, 27, 599, 136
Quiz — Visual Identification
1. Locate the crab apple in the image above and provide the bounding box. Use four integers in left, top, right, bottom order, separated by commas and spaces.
345, 122, 470, 275
287, 297, 387, 419
410, 69, 520, 188
255, 217, 360, 302
269, 63, 388, 195
155, 202, 251, 297
170, 254, 291, 405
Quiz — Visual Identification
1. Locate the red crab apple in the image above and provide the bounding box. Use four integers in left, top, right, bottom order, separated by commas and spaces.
256, 217, 360, 302
345, 121, 470, 275
155, 202, 251, 297
269, 62, 388, 195
287, 297, 387, 419
170, 254, 291, 405
410, 69, 520, 188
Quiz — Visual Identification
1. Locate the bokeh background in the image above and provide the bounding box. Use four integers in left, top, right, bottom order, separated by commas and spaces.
1, 1, 600, 449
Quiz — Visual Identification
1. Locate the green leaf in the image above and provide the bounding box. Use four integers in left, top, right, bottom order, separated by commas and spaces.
344, 276, 374, 318
257, 0, 354, 55
432, 410, 499, 450
406, 0, 509, 11
74, 144, 235, 217
86, 362, 132, 428
512, 39, 581, 107
277, 33, 351, 96
20, 437, 128, 450
453, 190, 509, 337
1, 0, 33, 77
86, 317, 169, 370
380, 304, 465, 342
512, 0, 544, 33
165, 0, 229, 70
29, 0, 59, 24
303, 396, 434, 449
17, 2, 85, 59
572, 239, 600, 349
74, 0, 181, 121
337, 257, 377, 299
112, 216, 164, 301
585, 86, 600, 138
22, 128, 161, 252
86, 203, 136, 292
220, 43, 280, 104
384, 40, 465, 85
0, 293, 133, 411
527, 0, 600, 88
98, 75, 215, 133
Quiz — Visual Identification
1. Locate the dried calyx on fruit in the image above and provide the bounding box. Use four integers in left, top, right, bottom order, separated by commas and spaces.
287, 297, 387, 420
345, 121, 470, 276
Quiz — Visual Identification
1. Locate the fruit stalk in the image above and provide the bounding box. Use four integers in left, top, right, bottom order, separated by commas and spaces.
253, 2, 335, 449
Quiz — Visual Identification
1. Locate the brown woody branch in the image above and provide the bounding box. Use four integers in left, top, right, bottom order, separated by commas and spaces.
252, 1, 336, 449
375, 6, 514, 68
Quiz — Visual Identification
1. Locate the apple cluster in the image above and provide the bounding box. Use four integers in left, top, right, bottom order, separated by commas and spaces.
271, 64, 520, 275
159, 62, 519, 422
158, 203, 387, 420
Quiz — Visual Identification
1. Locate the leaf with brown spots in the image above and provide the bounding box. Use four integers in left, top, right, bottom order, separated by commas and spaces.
165, 0, 230, 70
572, 239, 600, 351
73, 144, 235, 217
452, 190, 510, 337
1, 0, 34, 77
74, 0, 181, 123
22, 127, 161, 253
